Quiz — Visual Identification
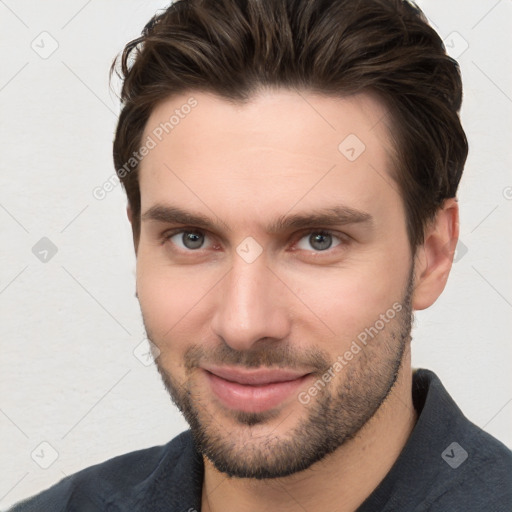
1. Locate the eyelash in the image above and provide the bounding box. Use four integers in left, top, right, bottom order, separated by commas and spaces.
160, 228, 349, 256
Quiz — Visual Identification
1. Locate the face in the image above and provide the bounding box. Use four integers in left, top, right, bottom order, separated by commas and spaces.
135, 89, 415, 479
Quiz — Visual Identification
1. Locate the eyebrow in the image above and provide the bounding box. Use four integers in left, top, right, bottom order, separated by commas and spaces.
141, 204, 373, 234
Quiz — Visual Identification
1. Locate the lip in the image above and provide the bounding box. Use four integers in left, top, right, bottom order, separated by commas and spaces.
202, 366, 312, 413
202, 365, 310, 385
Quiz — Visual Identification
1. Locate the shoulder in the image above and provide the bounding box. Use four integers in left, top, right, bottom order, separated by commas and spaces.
8, 430, 199, 512
426, 429, 512, 511
413, 369, 512, 510
358, 369, 512, 511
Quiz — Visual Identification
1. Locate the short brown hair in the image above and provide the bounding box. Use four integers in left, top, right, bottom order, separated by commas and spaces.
111, 0, 468, 250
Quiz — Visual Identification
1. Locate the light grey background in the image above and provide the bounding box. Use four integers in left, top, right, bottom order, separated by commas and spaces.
0, 0, 511, 509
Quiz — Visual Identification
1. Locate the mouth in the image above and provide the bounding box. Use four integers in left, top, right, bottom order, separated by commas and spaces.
202, 365, 313, 414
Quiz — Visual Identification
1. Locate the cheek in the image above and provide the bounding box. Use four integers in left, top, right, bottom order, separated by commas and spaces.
284, 253, 408, 342
136, 267, 196, 374
136, 250, 220, 345
135, 225, 411, 363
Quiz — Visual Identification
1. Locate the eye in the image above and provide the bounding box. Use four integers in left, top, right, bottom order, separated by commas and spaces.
163, 228, 347, 255
167, 230, 210, 250
295, 231, 343, 252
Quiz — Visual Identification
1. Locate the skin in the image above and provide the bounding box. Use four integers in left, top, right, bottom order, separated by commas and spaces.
129, 89, 459, 512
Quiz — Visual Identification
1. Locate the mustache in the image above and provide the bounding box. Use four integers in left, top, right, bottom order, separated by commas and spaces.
183, 342, 331, 374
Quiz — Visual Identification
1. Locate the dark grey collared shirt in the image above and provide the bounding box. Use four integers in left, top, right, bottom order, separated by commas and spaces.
9, 369, 512, 511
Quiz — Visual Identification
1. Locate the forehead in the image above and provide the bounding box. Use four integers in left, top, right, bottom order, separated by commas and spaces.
141, 88, 393, 162
138, 89, 399, 230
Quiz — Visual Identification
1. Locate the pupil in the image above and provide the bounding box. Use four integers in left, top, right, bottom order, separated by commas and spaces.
181, 232, 333, 251
310, 232, 332, 251
183, 232, 203, 249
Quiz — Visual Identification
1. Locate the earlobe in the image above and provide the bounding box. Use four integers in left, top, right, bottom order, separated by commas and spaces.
412, 198, 459, 311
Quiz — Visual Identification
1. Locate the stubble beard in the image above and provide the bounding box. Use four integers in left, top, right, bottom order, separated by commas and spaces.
146, 271, 414, 480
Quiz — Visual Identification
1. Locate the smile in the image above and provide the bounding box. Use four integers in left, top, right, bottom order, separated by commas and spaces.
202, 366, 313, 413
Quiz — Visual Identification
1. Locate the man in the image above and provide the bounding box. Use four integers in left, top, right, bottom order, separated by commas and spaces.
10, 0, 512, 510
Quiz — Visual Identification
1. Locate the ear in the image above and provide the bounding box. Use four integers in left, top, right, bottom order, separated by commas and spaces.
412, 198, 459, 311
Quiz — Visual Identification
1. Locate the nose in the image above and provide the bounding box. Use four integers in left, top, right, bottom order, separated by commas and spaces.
210, 253, 291, 352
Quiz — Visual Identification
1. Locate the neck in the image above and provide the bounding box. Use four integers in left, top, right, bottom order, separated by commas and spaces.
201, 345, 417, 512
